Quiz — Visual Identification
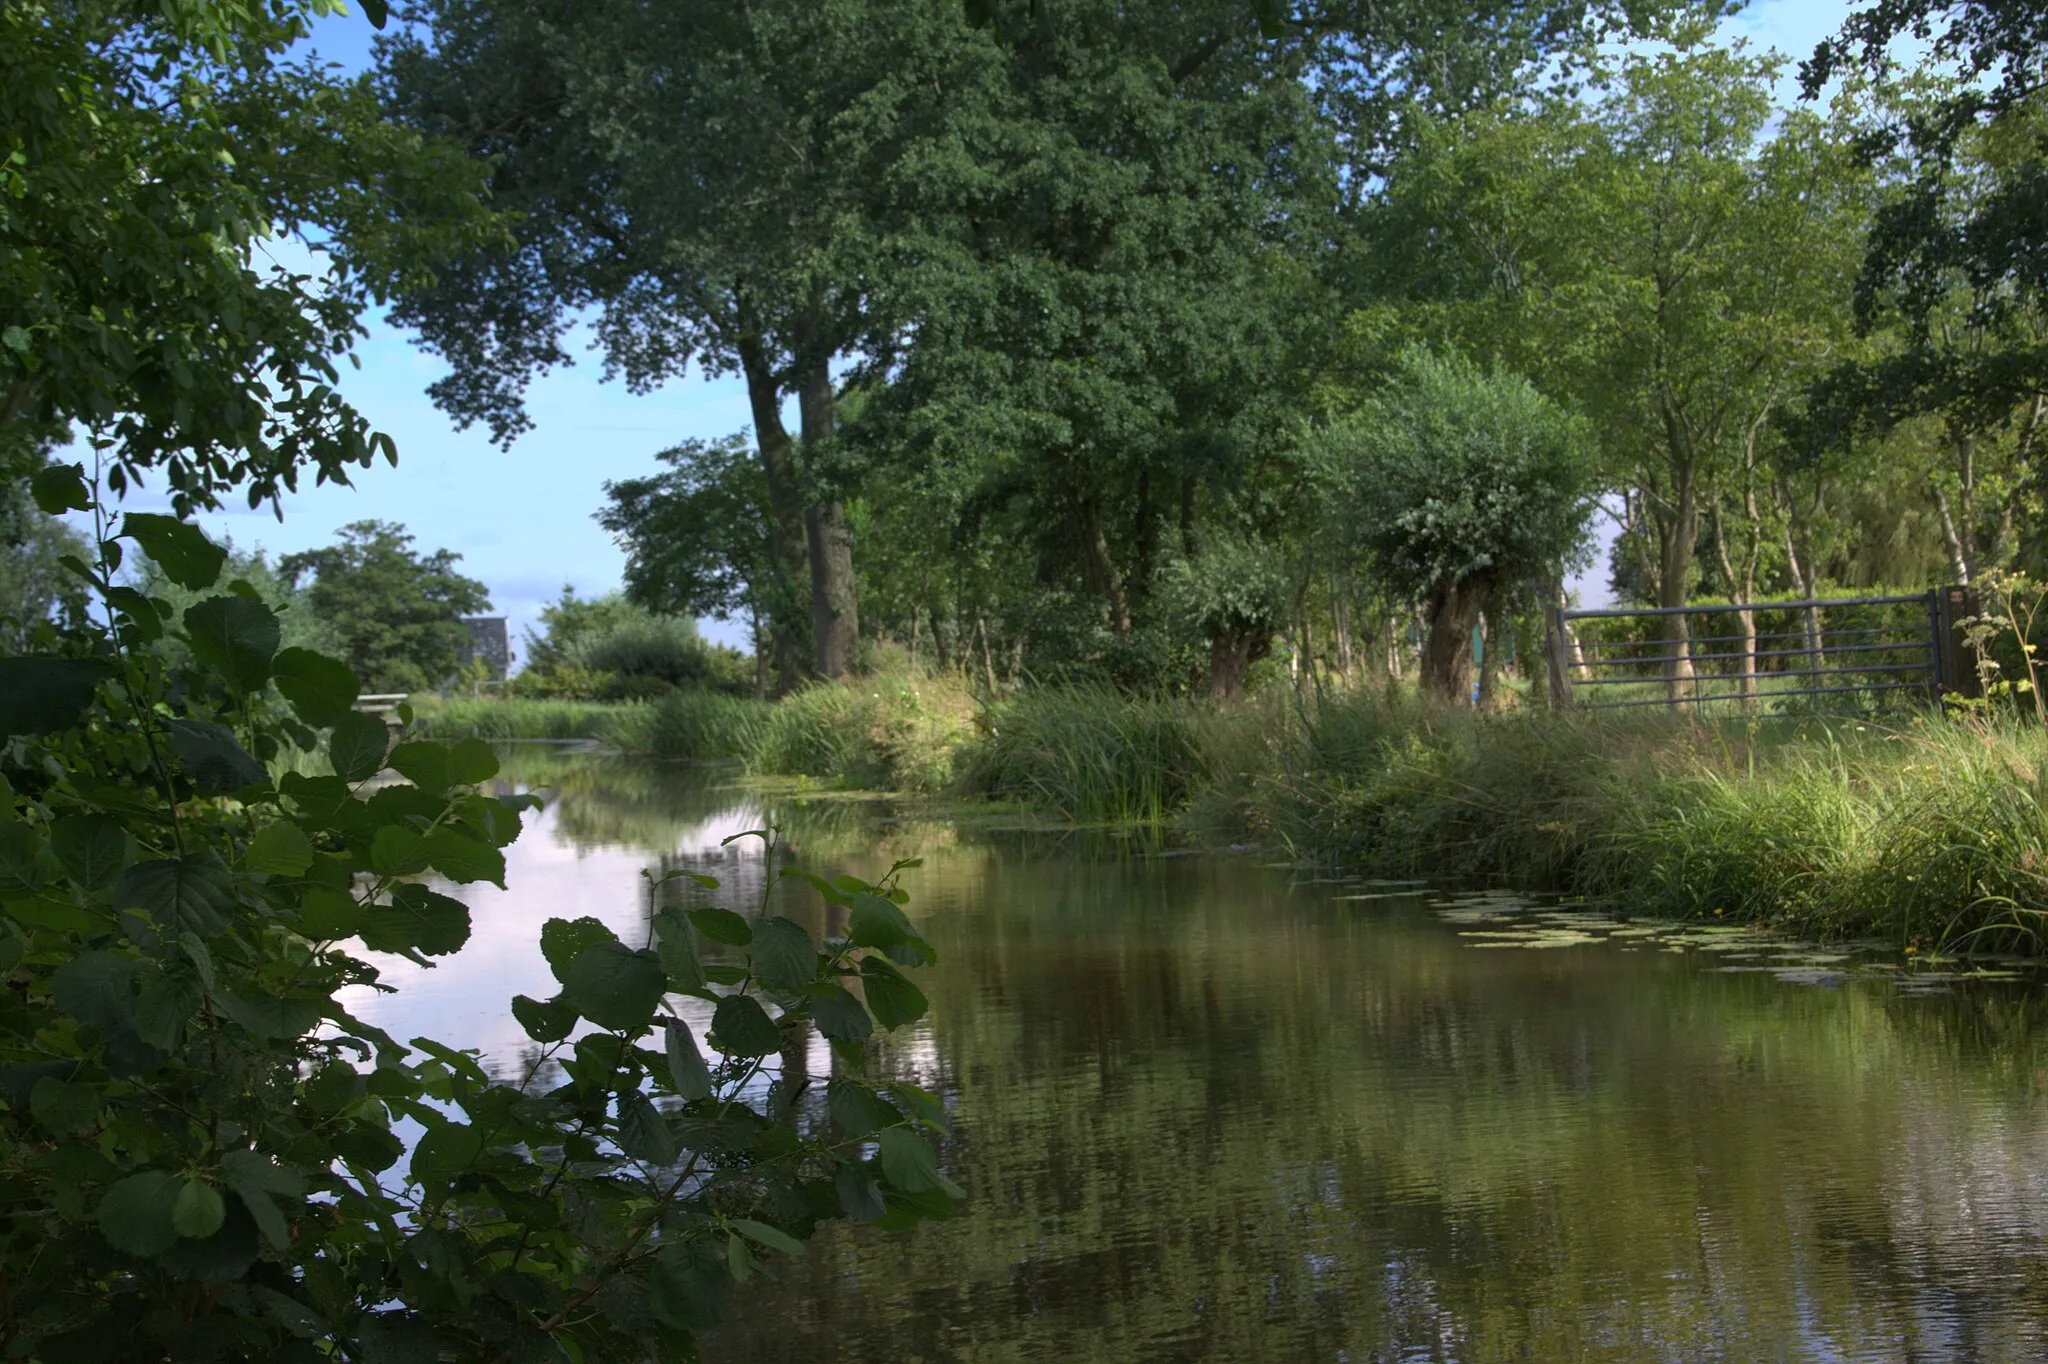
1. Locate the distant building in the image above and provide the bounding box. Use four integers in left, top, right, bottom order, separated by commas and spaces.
458, 616, 510, 681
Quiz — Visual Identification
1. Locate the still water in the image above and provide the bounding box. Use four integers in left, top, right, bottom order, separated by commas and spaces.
346, 751, 2048, 1362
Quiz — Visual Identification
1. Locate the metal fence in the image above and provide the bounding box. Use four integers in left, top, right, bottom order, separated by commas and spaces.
1546, 587, 1978, 713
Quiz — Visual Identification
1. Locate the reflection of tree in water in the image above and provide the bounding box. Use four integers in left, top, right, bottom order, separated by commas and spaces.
488, 745, 960, 864
707, 853, 2048, 1363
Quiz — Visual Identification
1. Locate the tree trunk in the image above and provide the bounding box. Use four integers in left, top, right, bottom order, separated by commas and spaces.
797, 365, 858, 678
1653, 468, 1700, 702
1420, 577, 1488, 702
737, 330, 810, 695
1208, 631, 1271, 702
1476, 610, 1502, 710
1711, 507, 1756, 704
1074, 493, 1132, 634
1331, 561, 1354, 686
908, 607, 921, 673
975, 613, 998, 695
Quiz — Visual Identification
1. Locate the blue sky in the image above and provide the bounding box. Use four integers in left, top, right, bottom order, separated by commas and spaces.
146, 0, 1860, 656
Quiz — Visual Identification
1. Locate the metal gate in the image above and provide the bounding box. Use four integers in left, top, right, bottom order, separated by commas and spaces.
1546, 588, 1978, 712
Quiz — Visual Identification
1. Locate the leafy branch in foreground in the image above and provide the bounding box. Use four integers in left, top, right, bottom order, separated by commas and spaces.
0, 474, 958, 1361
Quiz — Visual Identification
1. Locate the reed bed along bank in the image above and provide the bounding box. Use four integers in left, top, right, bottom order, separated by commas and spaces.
417, 676, 2048, 951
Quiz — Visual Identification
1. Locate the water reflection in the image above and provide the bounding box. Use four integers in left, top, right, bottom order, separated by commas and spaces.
346, 751, 2048, 1362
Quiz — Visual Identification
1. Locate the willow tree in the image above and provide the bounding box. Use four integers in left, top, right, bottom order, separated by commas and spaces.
1318, 348, 1593, 701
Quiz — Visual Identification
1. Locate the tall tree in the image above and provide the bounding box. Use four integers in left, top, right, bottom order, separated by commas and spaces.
1361, 25, 1874, 692
380, 0, 992, 684
280, 521, 492, 691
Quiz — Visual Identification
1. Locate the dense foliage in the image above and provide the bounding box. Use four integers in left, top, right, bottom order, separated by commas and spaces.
1315, 349, 1594, 699
280, 521, 491, 693
0, 4, 961, 1360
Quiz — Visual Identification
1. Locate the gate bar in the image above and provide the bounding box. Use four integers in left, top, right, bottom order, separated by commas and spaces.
1560, 592, 1927, 623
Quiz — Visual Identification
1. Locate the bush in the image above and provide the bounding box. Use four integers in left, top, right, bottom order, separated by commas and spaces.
1, 483, 957, 1360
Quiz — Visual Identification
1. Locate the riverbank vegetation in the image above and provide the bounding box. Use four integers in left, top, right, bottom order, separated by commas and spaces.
419, 663, 2048, 952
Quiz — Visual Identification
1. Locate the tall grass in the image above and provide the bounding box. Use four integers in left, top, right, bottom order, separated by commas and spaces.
410, 667, 2048, 951
959, 684, 1214, 822
414, 697, 643, 742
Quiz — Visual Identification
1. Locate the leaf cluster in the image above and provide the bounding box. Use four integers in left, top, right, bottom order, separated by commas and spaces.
0, 473, 960, 1360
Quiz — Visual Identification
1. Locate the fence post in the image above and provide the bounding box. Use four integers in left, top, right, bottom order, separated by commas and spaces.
1933, 584, 1980, 700
1545, 606, 1574, 710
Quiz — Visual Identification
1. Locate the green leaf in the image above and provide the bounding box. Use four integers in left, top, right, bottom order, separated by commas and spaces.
50, 814, 134, 892
115, 856, 235, 937
859, 957, 929, 1030
385, 742, 449, 793
221, 1150, 302, 1252
167, 719, 269, 794
749, 916, 818, 990
98, 1170, 183, 1257
368, 825, 430, 877
541, 917, 618, 983
689, 906, 752, 946
361, 0, 390, 30
835, 1162, 886, 1221
446, 738, 499, 785
559, 941, 667, 1031
810, 984, 873, 1046
245, 821, 314, 877
653, 907, 706, 992
709, 994, 781, 1057
420, 827, 503, 886
5, 895, 89, 933
328, 711, 391, 782
122, 514, 225, 591
214, 992, 323, 1040
511, 993, 578, 1043
826, 1077, 898, 1137
51, 951, 139, 1033
135, 964, 201, 1050
876, 1127, 945, 1194
272, 648, 359, 728
663, 1018, 712, 1100
172, 1179, 226, 1239
29, 1077, 100, 1135
848, 893, 931, 961
30, 463, 89, 514
615, 1089, 677, 1164
295, 887, 363, 940
0, 657, 114, 737
155, 1194, 259, 1284
648, 1243, 731, 1333
361, 885, 471, 957
731, 1218, 805, 1257
183, 595, 281, 693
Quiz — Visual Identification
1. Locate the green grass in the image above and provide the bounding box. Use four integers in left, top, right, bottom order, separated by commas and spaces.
958, 684, 1214, 823
404, 675, 2048, 952
412, 697, 645, 743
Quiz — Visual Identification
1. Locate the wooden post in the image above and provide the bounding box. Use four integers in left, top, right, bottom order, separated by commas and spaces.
1933, 585, 1980, 699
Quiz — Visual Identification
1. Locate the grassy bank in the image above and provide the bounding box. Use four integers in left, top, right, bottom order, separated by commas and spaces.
415, 676, 2048, 951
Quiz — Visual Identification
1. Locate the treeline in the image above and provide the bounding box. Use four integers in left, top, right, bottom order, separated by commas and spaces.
359, 0, 2048, 703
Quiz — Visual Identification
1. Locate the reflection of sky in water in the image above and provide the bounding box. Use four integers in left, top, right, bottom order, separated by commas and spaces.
337, 792, 772, 1066
334, 758, 2048, 1362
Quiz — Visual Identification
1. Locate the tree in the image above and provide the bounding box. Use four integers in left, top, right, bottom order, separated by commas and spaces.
280, 520, 491, 691
1359, 28, 1876, 693
0, 0, 494, 514
1315, 347, 1594, 700
378, 0, 993, 685
600, 435, 780, 695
